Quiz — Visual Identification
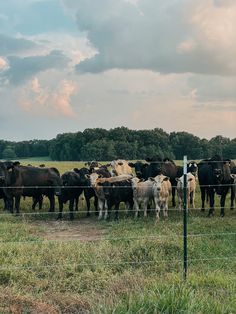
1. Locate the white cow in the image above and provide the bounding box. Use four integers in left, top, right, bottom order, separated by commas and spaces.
176, 172, 196, 210
131, 177, 155, 218
152, 175, 172, 220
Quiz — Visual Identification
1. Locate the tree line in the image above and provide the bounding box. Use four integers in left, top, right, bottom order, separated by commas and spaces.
0, 127, 236, 161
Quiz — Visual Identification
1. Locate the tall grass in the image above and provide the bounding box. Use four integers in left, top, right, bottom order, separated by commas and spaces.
0, 161, 235, 313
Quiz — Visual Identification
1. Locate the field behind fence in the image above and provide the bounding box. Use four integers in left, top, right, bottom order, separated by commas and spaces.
0, 160, 235, 313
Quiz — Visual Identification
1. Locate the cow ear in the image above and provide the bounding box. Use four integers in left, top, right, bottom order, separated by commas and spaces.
98, 174, 102, 178
145, 157, 151, 162
163, 177, 169, 181
13, 161, 20, 166
230, 174, 236, 179
73, 168, 80, 173
188, 178, 193, 181
149, 177, 155, 181
85, 174, 90, 179
176, 178, 180, 182
118, 162, 123, 166
128, 162, 134, 167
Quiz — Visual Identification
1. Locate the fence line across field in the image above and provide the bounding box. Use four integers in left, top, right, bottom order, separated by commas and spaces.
0, 256, 235, 272
0, 232, 235, 246
0, 206, 235, 216
0, 207, 235, 216
1, 182, 236, 189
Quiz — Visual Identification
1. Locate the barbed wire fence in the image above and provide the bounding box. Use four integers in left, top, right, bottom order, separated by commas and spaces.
0, 156, 235, 280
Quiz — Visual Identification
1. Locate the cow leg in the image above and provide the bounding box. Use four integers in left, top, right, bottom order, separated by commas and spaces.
207, 189, 215, 217
75, 196, 79, 212
191, 191, 195, 209
133, 199, 139, 219
200, 187, 206, 212
48, 195, 55, 212
220, 188, 229, 217
85, 196, 91, 217
114, 203, 119, 221
94, 196, 98, 216
230, 186, 235, 210
143, 200, 148, 218
15, 195, 21, 214
125, 201, 130, 216
164, 202, 168, 218
69, 198, 74, 220
172, 187, 176, 207
7, 197, 14, 213
104, 199, 109, 220
154, 198, 160, 221
3, 197, 9, 211
57, 197, 63, 219
98, 199, 104, 220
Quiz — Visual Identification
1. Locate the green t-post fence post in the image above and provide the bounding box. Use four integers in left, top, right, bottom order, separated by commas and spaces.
183, 155, 188, 280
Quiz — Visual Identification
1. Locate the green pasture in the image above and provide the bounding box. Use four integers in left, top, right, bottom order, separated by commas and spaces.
0, 161, 235, 313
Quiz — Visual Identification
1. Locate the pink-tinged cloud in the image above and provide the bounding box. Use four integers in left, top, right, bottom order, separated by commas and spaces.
177, 39, 196, 54
0, 57, 7, 70
19, 77, 77, 117
51, 80, 76, 117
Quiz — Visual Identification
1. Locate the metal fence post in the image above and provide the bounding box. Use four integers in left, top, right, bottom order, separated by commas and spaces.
183, 155, 188, 280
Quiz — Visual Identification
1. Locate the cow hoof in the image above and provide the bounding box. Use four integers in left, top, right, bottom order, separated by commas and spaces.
86, 212, 91, 217
220, 213, 225, 218
57, 215, 62, 220
201, 208, 205, 212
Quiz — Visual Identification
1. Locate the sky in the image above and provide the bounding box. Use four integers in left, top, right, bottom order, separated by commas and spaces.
0, 0, 235, 141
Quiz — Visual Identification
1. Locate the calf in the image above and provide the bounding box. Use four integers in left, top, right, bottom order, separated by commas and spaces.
90, 174, 133, 219
58, 170, 83, 220
73, 167, 98, 216
131, 177, 155, 218
130, 157, 178, 206
100, 179, 133, 220
87, 168, 112, 219
152, 175, 172, 220
176, 173, 196, 210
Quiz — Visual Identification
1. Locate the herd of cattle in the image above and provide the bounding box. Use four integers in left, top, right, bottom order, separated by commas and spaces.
0, 155, 235, 220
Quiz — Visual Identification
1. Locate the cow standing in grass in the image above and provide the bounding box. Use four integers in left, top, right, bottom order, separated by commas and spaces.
198, 155, 234, 217
94, 175, 134, 220
131, 177, 155, 218
176, 173, 196, 210
152, 175, 172, 221
3, 163, 61, 214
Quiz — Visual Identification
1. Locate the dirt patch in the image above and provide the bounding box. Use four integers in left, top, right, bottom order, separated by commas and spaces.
32, 219, 107, 242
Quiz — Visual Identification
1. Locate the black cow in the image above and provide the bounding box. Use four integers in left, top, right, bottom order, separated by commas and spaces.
73, 167, 98, 216
100, 179, 133, 220
198, 155, 234, 217
230, 165, 236, 210
0, 161, 16, 210
3, 164, 61, 214
129, 156, 178, 206
58, 170, 83, 220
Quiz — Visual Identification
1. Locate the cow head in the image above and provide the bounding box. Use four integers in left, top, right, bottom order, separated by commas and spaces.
152, 175, 170, 191
129, 161, 148, 179
187, 161, 198, 176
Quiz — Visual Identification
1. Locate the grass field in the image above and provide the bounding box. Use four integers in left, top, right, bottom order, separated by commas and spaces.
0, 161, 235, 313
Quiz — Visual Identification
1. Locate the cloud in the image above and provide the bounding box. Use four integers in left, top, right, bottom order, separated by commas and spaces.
19, 77, 77, 117
60, 0, 236, 76
1, 50, 70, 85
0, 33, 38, 56
0, 57, 8, 70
